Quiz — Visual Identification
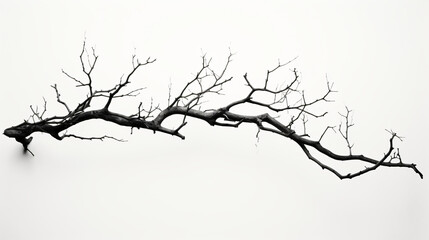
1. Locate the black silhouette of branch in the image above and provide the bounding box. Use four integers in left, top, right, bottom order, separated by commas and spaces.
338, 107, 354, 155
3, 41, 423, 180
62, 133, 125, 142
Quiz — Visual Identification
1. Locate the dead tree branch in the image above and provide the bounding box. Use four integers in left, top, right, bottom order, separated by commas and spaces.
3, 42, 423, 180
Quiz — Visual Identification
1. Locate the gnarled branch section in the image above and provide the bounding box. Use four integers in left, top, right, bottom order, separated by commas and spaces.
3, 42, 423, 179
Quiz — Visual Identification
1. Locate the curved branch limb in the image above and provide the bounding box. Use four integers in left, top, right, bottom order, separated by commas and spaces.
3, 100, 423, 179
3, 46, 423, 180
288, 131, 423, 179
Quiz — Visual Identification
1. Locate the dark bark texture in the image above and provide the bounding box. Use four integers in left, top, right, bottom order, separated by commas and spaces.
4, 42, 423, 179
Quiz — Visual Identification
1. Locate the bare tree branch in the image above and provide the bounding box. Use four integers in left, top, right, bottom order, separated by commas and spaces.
51, 84, 71, 113
62, 133, 126, 142
3, 42, 423, 180
338, 106, 355, 155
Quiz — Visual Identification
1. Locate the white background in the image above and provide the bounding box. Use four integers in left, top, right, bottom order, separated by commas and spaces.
1, 0, 428, 239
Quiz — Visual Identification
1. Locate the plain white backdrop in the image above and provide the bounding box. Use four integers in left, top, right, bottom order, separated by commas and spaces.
1, 0, 428, 239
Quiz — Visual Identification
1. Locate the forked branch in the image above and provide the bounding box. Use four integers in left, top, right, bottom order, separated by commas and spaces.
3, 42, 423, 180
